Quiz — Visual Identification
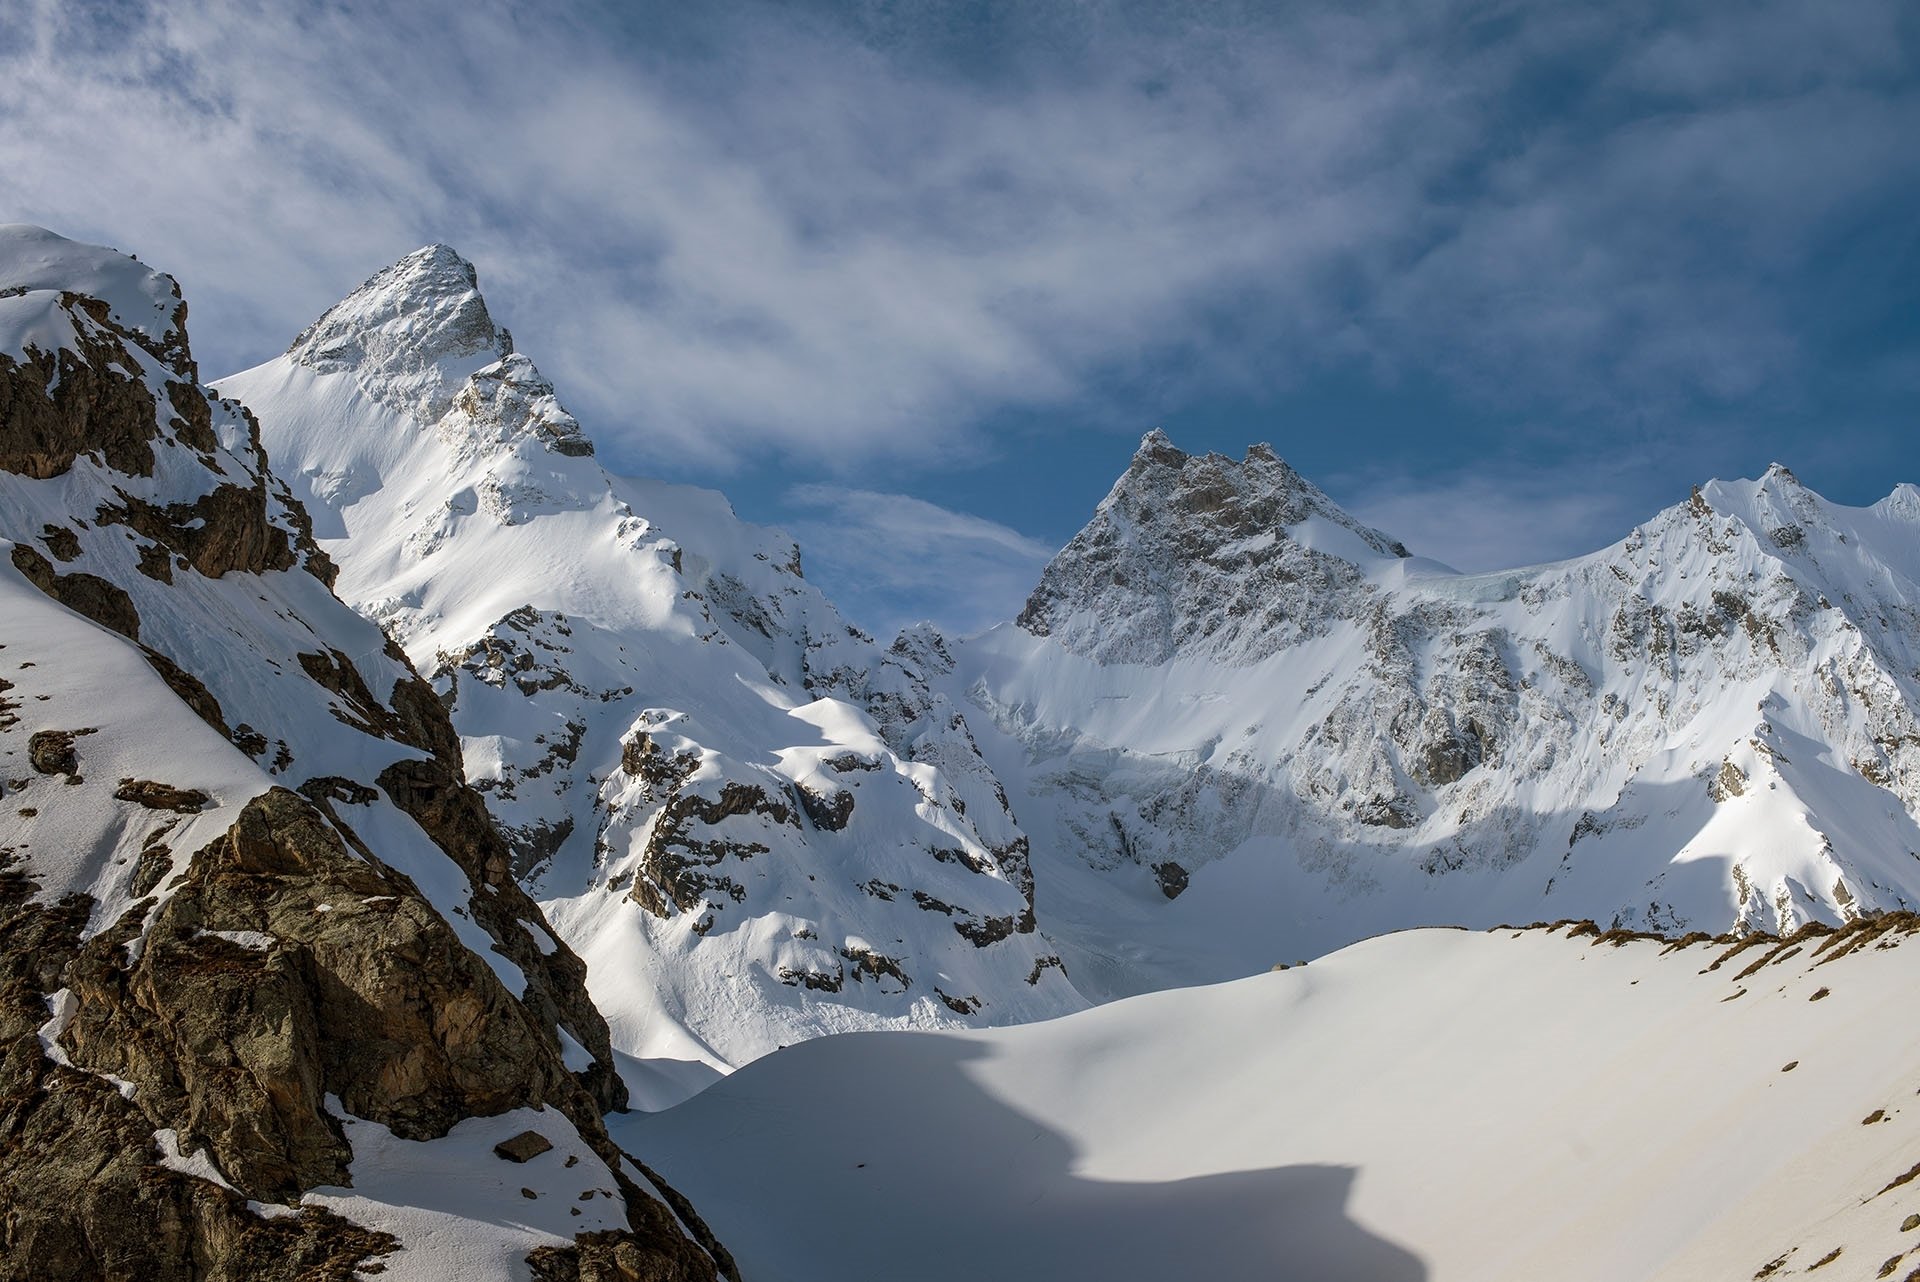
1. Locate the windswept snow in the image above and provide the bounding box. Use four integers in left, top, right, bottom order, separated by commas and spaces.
0, 223, 186, 362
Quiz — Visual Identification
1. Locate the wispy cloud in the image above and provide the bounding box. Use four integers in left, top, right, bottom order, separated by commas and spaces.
782, 485, 1055, 639
4, 0, 1914, 508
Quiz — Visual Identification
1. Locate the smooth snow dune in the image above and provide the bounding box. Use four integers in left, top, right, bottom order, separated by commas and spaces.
629, 923, 1920, 1282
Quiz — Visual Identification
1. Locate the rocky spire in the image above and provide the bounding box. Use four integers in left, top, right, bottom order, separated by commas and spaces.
1016, 430, 1408, 664
282, 245, 595, 456
286, 245, 509, 396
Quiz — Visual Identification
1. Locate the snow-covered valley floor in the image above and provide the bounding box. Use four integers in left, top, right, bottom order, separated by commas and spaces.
627, 919, 1920, 1282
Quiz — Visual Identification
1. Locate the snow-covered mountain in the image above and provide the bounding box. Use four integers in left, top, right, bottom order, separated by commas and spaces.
223, 239, 1920, 1054
0, 226, 728, 1279
636, 915, 1920, 1282
941, 431, 1920, 999
220, 248, 1083, 1084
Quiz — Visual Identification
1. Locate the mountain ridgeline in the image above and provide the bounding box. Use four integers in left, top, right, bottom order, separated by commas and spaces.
228, 238, 1920, 1046
220, 246, 1079, 1086
948, 432, 1920, 996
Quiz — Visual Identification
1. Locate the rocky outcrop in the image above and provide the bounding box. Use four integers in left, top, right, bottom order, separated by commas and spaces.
0, 853, 402, 1280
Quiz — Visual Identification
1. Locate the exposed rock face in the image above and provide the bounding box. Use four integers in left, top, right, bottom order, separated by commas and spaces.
59, 789, 584, 1197
0, 227, 726, 1279
0, 873, 401, 1280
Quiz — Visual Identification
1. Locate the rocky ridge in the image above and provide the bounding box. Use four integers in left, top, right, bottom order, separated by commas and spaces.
0, 226, 727, 1279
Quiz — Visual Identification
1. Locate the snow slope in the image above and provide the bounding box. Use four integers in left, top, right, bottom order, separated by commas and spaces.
944, 432, 1920, 999
635, 918, 1920, 1282
220, 248, 1083, 1079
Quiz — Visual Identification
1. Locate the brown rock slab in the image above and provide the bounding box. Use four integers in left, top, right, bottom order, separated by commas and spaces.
494, 1130, 554, 1163
114, 779, 211, 813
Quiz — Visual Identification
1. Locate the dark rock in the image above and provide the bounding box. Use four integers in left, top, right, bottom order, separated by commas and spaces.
953, 914, 1017, 948
141, 647, 231, 737
295, 776, 379, 807
795, 783, 854, 831
1152, 860, 1190, 899
27, 729, 82, 778
38, 523, 80, 561
10, 545, 142, 640
496, 1130, 555, 1163
0, 323, 162, 480
113, 779, 211, 813
777, 966, 843, 992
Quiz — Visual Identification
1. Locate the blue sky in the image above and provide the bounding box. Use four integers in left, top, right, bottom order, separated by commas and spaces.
6, 0, 1917, 637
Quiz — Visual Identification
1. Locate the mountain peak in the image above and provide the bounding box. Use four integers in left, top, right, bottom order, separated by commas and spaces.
1018, 433, 1409, 664
1132, 428, 1187, 467
286, 242, 510, 387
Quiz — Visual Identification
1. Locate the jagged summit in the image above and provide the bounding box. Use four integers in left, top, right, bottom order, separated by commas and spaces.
1111, 429, 1410, 564
1017, 429, 1409, 664
288, 243, 509, 374
221, 248, 1083, 1079
258, 244, 593, 460
287, 244, 501, 362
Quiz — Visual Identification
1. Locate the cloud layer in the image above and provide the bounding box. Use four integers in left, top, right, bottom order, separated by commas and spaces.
9, 2, 1910, 469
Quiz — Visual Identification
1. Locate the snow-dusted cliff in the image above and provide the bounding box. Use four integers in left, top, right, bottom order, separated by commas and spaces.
945, 432, 1920, 998
220, 248, 1083, 1083
0, 226, 725, 1279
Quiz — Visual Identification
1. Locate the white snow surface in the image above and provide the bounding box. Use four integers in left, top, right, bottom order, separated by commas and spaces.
635, 921, 1920, 1282
221, 247, 1083, 1080
300, 1103, 635, 1282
